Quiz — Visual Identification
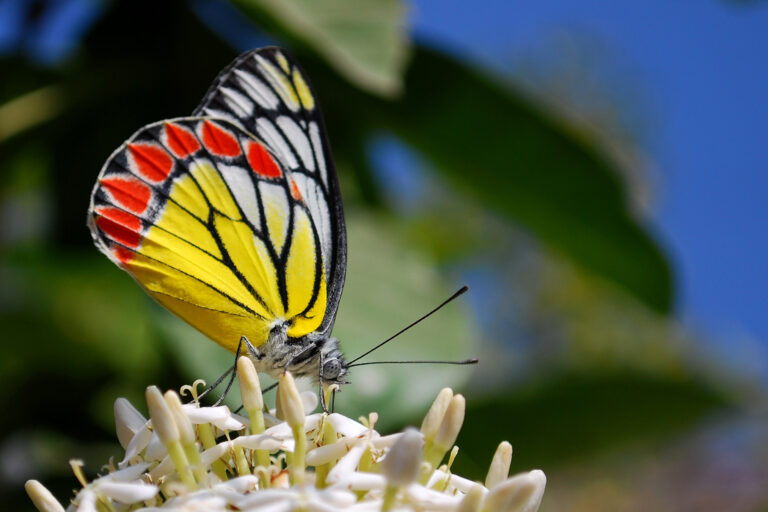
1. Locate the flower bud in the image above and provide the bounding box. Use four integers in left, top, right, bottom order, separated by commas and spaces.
457, 485, 485, 512
420, 388, 453, 441
433, 394, 465, 452
278, 371, 306, 485
145, 386, 179, 445
146, 386, 196, 489
164, 391, 195, 445
277, 372, 304, 429
482, 470, 546, 512
25, 480, 65, 512
381, 428, 424, 487
237, 356, 263, 413
485, 441, 513, 489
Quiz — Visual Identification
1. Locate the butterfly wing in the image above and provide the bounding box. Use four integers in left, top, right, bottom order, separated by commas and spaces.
193, 47, 347, 338
88, 117, 329, 352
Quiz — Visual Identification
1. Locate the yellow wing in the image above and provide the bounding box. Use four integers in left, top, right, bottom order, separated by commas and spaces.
88, 118, 327, 352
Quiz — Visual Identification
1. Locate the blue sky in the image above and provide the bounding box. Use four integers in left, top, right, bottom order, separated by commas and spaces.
410, 1, 768, 351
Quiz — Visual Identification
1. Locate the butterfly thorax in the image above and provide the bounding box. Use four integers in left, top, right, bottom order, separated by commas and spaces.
248, 323, 348, 385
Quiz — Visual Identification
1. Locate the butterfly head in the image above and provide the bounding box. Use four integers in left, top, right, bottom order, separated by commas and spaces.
318, 336, 349, 385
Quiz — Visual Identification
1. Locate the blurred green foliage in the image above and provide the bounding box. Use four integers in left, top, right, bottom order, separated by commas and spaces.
455, 369, 732, 478
0, 0, 753, 510
233, 0, 409, 95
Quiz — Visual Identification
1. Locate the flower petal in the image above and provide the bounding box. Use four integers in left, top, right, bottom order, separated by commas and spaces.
326, 444, 367, 484
94, 462, 150, 484
326, 413, 369, 437
144, 432, 167, 461
305, 437, 359, 466
75, 489, 97, 512
233, 433, 282, 451
96, 481, 158, 503
114, 398, 148, 449
120, 426, 153, 466
328, 471, 386, 491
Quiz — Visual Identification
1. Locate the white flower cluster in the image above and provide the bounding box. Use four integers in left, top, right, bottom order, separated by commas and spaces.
26, 357, 546, 512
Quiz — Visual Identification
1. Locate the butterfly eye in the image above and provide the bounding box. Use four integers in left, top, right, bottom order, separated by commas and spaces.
322, 358, 342, 380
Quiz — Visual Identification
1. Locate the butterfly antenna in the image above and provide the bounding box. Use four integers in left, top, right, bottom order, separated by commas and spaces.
346, 285, 470, 366
204, 336, 247, 406
348, 358, 478, 368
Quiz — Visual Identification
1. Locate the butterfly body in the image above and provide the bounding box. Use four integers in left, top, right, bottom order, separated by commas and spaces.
88, 48, 348, 385
249, 328, 347, 383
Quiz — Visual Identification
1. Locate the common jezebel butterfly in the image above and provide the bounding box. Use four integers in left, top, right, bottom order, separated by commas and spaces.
88, 47, 349, 386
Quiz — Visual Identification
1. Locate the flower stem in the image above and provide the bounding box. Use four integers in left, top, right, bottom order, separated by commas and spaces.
314, 414, 337, 489
234, 445, 251, 476
381, 486, 398, 511
197, 423, 228, 480
167, 440, 197, 489
290, 422, 306, 486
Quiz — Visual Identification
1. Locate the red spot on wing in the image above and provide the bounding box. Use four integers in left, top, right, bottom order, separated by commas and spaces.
100, 176, 151, 214
290, 179, 303, 201
201, 121, 241, 157
95, 207, 142, 248
165, 122, 201, 158
113, 246, 135, 264
128, 143, 173, 182
246, 140, 282, 178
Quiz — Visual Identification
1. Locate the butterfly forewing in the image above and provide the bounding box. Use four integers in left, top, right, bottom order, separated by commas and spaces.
194, 47, 347, 337
88, 116, 330, 352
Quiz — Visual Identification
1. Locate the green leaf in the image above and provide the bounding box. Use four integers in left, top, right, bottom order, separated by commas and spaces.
232, 0, 410, 97
381, 47, 673, 312
159, 212, 478, 429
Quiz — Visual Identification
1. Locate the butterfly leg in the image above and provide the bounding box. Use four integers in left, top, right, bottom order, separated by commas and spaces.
197, 365, 234, 402
217, 335, 267, 406
318, 351, 329, 413
198, 336, 255, 406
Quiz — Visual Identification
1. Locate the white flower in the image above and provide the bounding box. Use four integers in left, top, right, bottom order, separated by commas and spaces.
26, 358, 546, 512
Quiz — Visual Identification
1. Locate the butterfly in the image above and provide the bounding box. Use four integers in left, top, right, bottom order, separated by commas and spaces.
87, 47, 349, 387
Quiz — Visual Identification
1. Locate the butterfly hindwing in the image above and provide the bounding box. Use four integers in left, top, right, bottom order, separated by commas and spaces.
194, 47, 347, 338
88, 117, 329, 352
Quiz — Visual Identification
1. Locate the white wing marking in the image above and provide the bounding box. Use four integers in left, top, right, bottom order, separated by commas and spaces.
234, 69, 280, 110
220, 87, 254, 119
277, 116, 315, 172
254, 55, 300, 112
292, 173, 331, 274
309, 121, 328, 188
219, 164, 261, 229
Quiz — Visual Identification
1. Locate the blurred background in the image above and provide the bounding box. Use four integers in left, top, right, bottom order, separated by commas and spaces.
1, 0, 767, 509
